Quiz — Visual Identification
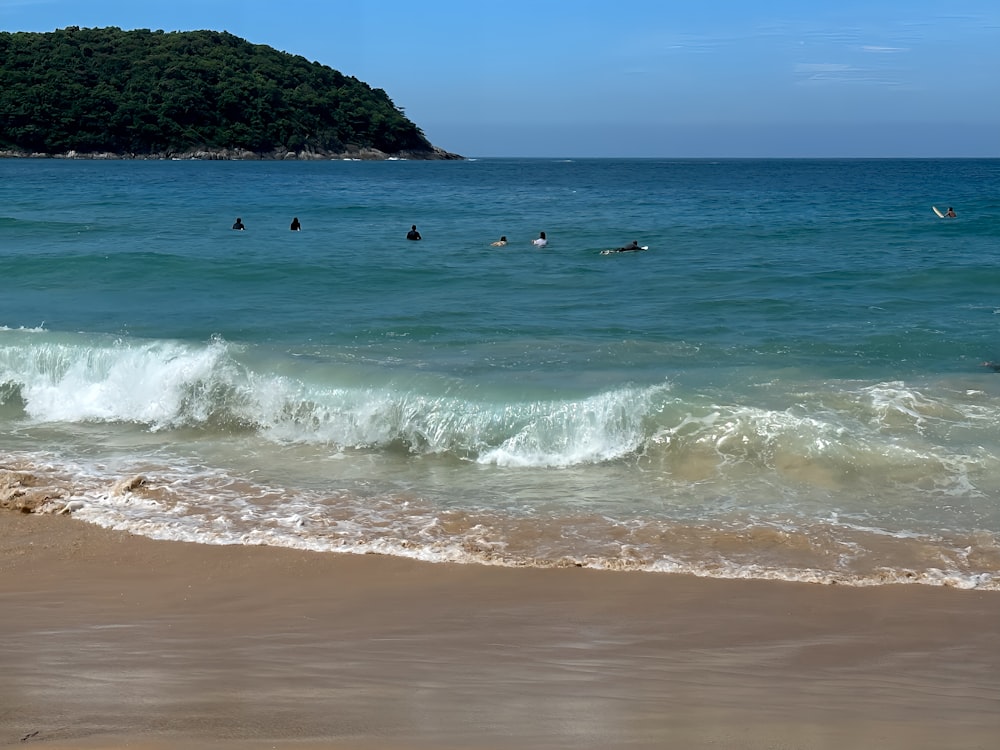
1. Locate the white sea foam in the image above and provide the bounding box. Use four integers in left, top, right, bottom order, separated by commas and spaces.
477, 386, 662, 467
5, 333, 1000, 592
15, 444, 988, 593
2, 336, 231, 426
66, 499, 999, 591
3, 334, 679, 467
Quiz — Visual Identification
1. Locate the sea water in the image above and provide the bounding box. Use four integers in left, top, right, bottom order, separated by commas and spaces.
3, 157, 1000, 588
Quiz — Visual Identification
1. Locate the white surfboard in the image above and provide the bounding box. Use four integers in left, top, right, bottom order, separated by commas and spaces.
932, 206, 945, 218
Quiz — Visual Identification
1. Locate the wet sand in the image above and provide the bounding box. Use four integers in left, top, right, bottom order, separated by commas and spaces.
2, 511, 999, 750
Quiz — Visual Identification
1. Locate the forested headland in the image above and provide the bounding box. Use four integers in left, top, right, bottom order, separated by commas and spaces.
0, 26, 460, 160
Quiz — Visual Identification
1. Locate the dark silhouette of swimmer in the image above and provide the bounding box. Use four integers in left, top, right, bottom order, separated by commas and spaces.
981, 361, 1000, 372
532, 231, 547, 247
232, 217, 245, 230
290, 217, 301, 231
945, 207, 957, 218
490, 235, 508, 247
407, 225, 422, 240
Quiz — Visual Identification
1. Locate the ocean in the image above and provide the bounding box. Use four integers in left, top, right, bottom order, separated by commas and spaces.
3, 157, 1000, 588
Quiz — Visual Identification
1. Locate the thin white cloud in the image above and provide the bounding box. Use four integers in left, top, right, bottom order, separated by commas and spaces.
794, 62, 901, 86
862, 45, 909, 53
663, 35, 732, 53
795, 63, 854, 73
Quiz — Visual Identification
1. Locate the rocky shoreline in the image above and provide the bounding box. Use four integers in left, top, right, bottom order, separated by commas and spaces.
1, 466, 148, 515
0, 145, 463, 161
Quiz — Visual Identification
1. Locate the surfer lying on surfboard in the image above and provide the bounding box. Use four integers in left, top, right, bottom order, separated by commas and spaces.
600, 240, 648, 255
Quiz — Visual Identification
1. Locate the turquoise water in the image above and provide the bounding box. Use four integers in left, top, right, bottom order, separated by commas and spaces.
3, 157, 1000, 587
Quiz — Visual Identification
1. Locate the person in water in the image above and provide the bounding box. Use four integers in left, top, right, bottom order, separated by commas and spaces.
491, 235, 508, 247
290, 217, 301, 231
406, 225, 422, 240
532, 231, 547, 247
232, 217, 245, 230
946, 207, 957, 218
615, 240, 642, 252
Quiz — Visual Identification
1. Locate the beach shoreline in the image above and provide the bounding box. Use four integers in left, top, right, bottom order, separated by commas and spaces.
2, 509, 999, 750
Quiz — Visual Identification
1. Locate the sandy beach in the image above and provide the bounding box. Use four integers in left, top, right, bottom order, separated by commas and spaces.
2, 510, 999, 750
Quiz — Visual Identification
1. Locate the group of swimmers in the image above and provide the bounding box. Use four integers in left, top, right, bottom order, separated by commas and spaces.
486, 231, 547, 247
231, 218, 643, 252
426, 227, 643, 252
407, 225, 552, 247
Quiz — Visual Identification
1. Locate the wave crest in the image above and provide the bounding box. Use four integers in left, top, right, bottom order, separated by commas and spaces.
0, 333, 673, 465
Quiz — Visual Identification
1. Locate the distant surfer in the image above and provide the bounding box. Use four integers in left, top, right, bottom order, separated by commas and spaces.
290, 217, 301, 231
532, 231, 547, 248
490, 235, 508, 247
946, 207, 957, 218
981, 361, 1000, 372
232, 217, 245, 231
601, 241, 647, 255
615, 241, 643, 252
406, 224, 422, 241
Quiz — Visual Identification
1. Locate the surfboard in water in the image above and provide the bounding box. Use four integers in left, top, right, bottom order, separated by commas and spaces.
932, 206, 945, 218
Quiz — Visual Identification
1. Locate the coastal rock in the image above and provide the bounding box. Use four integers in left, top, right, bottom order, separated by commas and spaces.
112, 475, 147, 495
0, 470, 149, 515
0, 469, 66, 513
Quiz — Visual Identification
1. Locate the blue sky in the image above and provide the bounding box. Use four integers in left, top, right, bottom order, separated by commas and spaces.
2, 0, 998, 157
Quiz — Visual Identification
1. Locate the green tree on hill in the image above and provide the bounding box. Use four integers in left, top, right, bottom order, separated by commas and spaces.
0, 26, 445, 157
